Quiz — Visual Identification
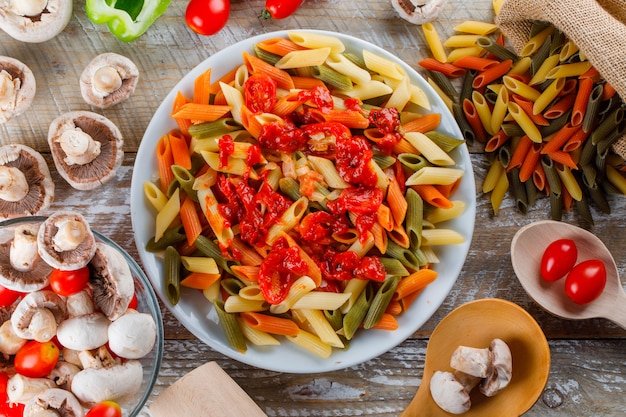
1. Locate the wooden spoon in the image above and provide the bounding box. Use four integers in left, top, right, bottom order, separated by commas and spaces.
511, 220, 626, 328
400, 298, 550, 417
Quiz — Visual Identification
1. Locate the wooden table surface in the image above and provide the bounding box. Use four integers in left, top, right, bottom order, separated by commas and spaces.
2, 1, 625, 416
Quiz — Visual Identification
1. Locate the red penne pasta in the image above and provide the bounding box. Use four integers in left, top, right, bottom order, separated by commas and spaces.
394, 269, 438, 300
547, 150, 577, 169
462, 98, 488, 142
168, 130, 192, 170
562, 126, 592, 152
472, 59, 513, 89
543, 94, 576, 119
507, 135, 533, 172
180, 196, 203, 247
485, 129, 510, 153
156, 134, 174, 193
193, 68, 212, 105
511, 95, 550, 126
541, 123, 580, 154
601, 82, 617, 100
255, 38, 308, 56
308, 108, 370, 129
243, 51, 295, 90
519, 142, 542, 182
571, 77, 594, 126
559, 79, 578, 97
291, 76, 326, 90
171, 103, 232, 122
240, 312, 300, 336
401, 112, 441, 133
172, 91, 192, 135
410, 184, 454, 209
453, 55, 499, 72
418, 58, 466, 77
532, 161, 546, 191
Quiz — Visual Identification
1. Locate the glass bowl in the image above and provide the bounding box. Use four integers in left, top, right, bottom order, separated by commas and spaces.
0, 215, 163, 417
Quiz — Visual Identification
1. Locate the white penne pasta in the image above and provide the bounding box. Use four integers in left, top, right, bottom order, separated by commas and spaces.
190, 130, 252, 153
420, 228, 466, 245
202, 280, 221, 303
196, 187, 234, 247
347, 232, 375, 257
275, 47, 332, 69
288, 292, 350, 311
382, 76, 431, 110
556, 164, 583, 201
425, 200, 467, 224
154, 188, 180, 242
340, 278, 369, 314
192, 169, 218, 191
385, 75, 411, 111
325, 53, 372, 85
336, 80, 393, 100
453, 20, 499, 36
405, 167, 465, 186
369, 159, 390, 190
224, 296, 268, 313
307, 155, 350, 189
363, 49, 406, 80
265, 197, 309, 245
219, 81, 245, 125
269, 276, 317, 315
295, 309, 344, 348
238, 284, 265, 301
233, 64, 249, 90
420, 245, 440, 264
403, 132, 456, 166
180, 256, 219, 274
143, 181, 168, 212
422, 22, 447, 63
285, 329, 332, 358
288, 31, 345, 53
200, 150, 259, 179
237, 317, 280, 346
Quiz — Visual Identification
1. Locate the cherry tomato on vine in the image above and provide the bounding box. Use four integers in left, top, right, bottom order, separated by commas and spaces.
564, 259, 607, 304
49, 266, 90, 296
0, 284, 22, 307
1, 371, 25, 417
85, 400, 123, 417
14, 340, 60, 378
185, 0, 230, 36
262, 0, 303, 19
540, 239, 578, 281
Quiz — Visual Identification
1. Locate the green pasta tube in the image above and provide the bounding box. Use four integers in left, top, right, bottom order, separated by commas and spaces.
597, 122, 625, 155
500, 123, 525, 137
343, 52, 367, 71
221, 277, 246, 296
525, 179, 539, 208
529, 35, 552, 76
213, 299, 247, 353
424, 131, 466, 153
324, 309, 344, 331
452, 102, 476, 144
405, 188, 423, 251
549, 192, 563, 221
164, 246, 181, 306
188, 118, 242, 139
459, 70, 476, 105
194, 235, 239, 275
581, 164, 597, 188
549, 29, 565, 54
312, 65, 353, 90
591, 107, 624, 145
385, 240, 422, 270
379, 257, 409, 277
498, 144, 512, 169
166, 178, 179, 198
398, 153, 430, 171
372, 153, 397, 170
541, 155, 562, 198
278, 177, 302, 201
429, 70, 458, 100
171, 165, 198, 202
574, 192, 594, 225
578, 136, 598, 166
509, 167, 528, 214
146, 226, 187, 252
476, 36, 518, 62
253, 44, 282, 66
342, 285, 373, 340
363, 276, 400, 329
583, 174, 611, 214
582, 84, 604, 133
540, 110, 571, 137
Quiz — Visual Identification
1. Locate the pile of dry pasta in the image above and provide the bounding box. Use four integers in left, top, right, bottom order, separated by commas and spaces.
420, 13, 626, 223
143, 32, 468, 358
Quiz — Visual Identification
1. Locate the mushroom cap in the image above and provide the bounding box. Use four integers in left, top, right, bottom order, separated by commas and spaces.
11, 290, 67, 341
88, 242, 135, 321
23, 388, 84, 417
480, 338, 513, 397
0, 0, 73, 43
48, 111, 124, 190
0, 56, 36, 122
71, 360, 143, 406
55, 312, 110, 351
37, 211, 97, 270
0, 144, 54, 219
429, 370, 472, 414
80, 52, 139, 109
108, 311, 157, 359
391, 0, 447, 25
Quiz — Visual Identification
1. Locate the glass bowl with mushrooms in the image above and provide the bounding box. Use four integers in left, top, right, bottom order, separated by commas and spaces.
0, 212, 164, 417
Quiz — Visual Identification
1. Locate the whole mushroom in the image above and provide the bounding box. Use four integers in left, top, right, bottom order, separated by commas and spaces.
80, 52, 139, 109
391, 0, 448, 25
0, 0, 73, 43
47, 111, 124, 190
37, 211, 97, 271
0, 56, 36, 123
108, 310, 157, 359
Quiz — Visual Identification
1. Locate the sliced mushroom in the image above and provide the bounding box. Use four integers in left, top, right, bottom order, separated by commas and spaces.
80, 52, 139, 109
0, 56, 36, 123
37, 211, 97, 270
23, 388, 84, 417
0, 144, 54, 219
479, 338, 513, 396
7, 374, 56, 405
0, 222, 53, 292
430, 370, 472, 414
88, 242, 135, 321
47, 361, 81, 391
55, 312, 110, 351
108, 310, 157, 359
391, 0, 447, 25
47, 111, 124, 190
71, 358, 143, 406
449, 345, 493, 378
0, 0, 73, 43
11, 290, 66, 342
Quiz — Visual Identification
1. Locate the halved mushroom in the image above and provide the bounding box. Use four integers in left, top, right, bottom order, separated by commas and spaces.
450, 345, 492, 378
0, 56, 36, 123
0, 144, 54, 219
11, 290, 66, 342
23, 388, 84, 417
37, 211, 97, 270
479, 338, 513, 396
430, 370, 472, 414
0, 0, 73, 43
391, 0, 447, 25
88, 242, 135, 321
0, 222, 53, 292
47, 111, 124, 190
80, 52, 139, 109
7, 374, 56, 405
108, 310, 157, 359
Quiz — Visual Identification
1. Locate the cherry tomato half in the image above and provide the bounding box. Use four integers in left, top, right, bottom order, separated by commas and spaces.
49, 266, 90, 296
540, 239, 578, 281
185, 0, 230, 36
0, 284, 22, 307
565, 259, 607, 304
262, 0, 303, 19
85, 400, 123, 417
14, 340, 60, 378
1, 371, 25, 417
244, 75, 277, 113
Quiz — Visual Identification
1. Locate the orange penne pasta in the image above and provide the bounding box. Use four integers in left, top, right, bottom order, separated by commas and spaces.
231, 237, 264, 266
547, 150, 577, 169
385, 170, 408, 225
410, 184, 453, 209
401, 113, 441, 133
156, 134, 174, 193
168, 130, 192, 170
385, 299, 403, 316
541, 123, 580, 154
172, 91, 192, 134
452, 55, 499, 72
511, 95, 549, 126
563, 126, 592, 152
543, 94, 576, 119
193, 68, 212, 105
308, 108, 370, 129
507, 135, 533, 172
279, 232, 322, 286
256, 38, 307, 56
240, 105, 263, 139
387, 222, 410, 248
171, 103, 232, 122
230, 265, 261, 282
601, 82, 617, 101
394, 268, 437, 300
291, 76, 326, 90
561, 183, 573, 212
240, 312, 300, 336
180, 196, 203, 246
418, 58, 466, 78
180, 272, 221, 290
472, 59, 513, 89
532, 161, 546, 191
209, 67, 238, 95
273, 91, 305, 117
462, 98, 487, 142
243, 52, 295, 90
571, 77, 593, 126
435, 177, 461, 198
485, 129, 510, 153
369, 313, 399, 331
519, 142, 542, 182
371, 222, 388, 254
376, 203, 394, 231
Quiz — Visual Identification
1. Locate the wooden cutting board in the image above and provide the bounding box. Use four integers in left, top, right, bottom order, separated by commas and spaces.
149, 362, 268, 417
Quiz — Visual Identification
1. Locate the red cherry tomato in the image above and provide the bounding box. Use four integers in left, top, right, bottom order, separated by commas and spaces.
540, 239, 578, 281
49, 266, 90, 296
244, 75, 277, 113
85, 400, 123, 417
565, 259, 607, 304
185, 0, 230, 36
14, 340, 60, 378
0, 284, 22, 307
1, 371, 25, 417
262, 0, 303, 19
128, 292, 139, 310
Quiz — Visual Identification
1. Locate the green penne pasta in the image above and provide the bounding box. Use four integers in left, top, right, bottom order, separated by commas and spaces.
540, 110, 571, 137
429, 70, 458, 100
379, 257, 409, 277
372, 152, 397, 170
452, 102, 476, 144
424, 131, 466, 153
278, 177, 302, 201
529, 34, 552, 76
145, 226, 187, 252
541, 155, 562, 198
342, 285, 373, 340
398, 153, 430, 171
324, 309, 344, 332
597, 122, 625, 155
171, 165, 198, 201
498, 144, 512, 169
525, 178, 539, 208
405, 188, 423, 250
574, 193, 594, 225
253, 44, 282, 66
549, 28, 565, 54
459, 70, 476, 105
476, 36, 518, 62
312, 65, 353, 90
583, 175, 611, 214
509, 167, 528, 214
591, 107, 624, 145
363, 276, 400, 329
188, 118, 243, 139
214, 299, 248, 353
582, 84, 604, 133
386, 240, 423, 270
500, 123, 525, 137
579, 136, 598, 167
194, 235, 239, 275
221, 277, 246, 296
164, 246, 181, 306
549, 191, 563, 221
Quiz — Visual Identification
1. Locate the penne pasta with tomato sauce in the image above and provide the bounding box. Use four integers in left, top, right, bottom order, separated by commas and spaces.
144, 33, 468, 357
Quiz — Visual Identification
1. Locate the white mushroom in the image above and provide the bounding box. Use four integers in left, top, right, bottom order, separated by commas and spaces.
80, 53, 139, 109
37, 211, 97, 271
391, 0, 447, 25
0, 319, 27, 354
430, 371, 472, 414
65, 290, 95, 318
55, 312, 110, 351
450, 345, 493, 378
108, 310, 157, 359
10, 223, 40, 271
11, 290, 66, 342
23, 388, 84, 417
0, 57, 35, 123
0, 165, 28, 201
61, 348, 83, 369
7, 374, 56, 405
479, 338, 513, 396
0, 0, 73, 43
71, 359, 143, 406
51, 217, 89, 252
55, 128, 102, 166
47, 361, 81, 391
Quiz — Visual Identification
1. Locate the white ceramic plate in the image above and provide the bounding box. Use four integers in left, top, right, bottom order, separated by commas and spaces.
130, 30, 476, 373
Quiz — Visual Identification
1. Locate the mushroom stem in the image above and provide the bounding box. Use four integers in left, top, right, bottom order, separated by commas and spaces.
0, 165, 29, 202
29, 308, 58, 342
7, 374, 56, 404
55, 128, 101, 166
0, 320, 27, 355
0, 70, 17, 109
10, 224, 39, 271
52, 218, 87, 252
9, 0, 48, 17
92, 66, 123, 98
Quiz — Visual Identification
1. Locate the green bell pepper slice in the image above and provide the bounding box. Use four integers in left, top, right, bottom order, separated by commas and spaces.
86, 0, 172, 42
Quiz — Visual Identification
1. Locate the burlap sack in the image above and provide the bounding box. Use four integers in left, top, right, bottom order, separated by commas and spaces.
496, 0, 626, 158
